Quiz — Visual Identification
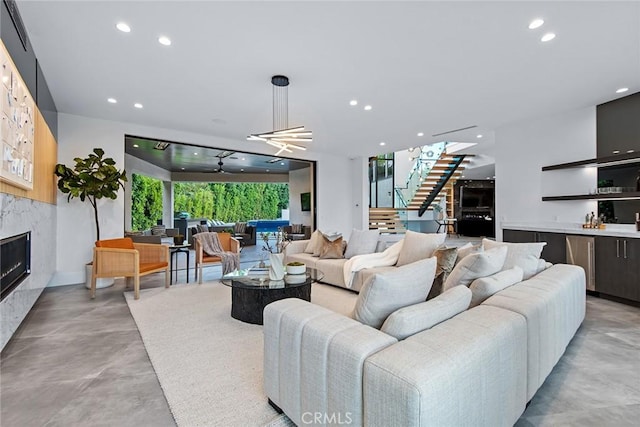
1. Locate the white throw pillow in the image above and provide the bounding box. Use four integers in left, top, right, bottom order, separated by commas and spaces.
304, 230, 323, 255
381, 286, 472, 340
482, 238, 546, 279
344, 229, 380, 259
469, 266, 524, 308
443, 246, 508, 291
396, 231, 446, 267
455, 242, 483, 264
352, 257, 437, 329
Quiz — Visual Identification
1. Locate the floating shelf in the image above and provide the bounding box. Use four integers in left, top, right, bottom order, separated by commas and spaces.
542, 192, 640, 201
542, 152, 640, 171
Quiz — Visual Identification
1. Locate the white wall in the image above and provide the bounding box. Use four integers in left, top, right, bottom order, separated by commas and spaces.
495, 106, 598, 240
288, 167, 312, 226
52, 113, 353, 285
351, 157, 368, 231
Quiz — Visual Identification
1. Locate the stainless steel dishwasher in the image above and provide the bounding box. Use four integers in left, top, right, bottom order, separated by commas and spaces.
565, 235, 595, 291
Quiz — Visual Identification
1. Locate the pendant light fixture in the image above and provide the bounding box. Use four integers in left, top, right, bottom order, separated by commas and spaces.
247, 75, 312, 155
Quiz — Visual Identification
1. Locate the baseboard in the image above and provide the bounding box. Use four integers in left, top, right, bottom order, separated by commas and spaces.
48, 271, 84, 287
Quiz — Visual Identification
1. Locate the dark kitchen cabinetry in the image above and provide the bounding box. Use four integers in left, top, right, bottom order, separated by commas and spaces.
594, 236, 640, 302
502, 229, 566, 265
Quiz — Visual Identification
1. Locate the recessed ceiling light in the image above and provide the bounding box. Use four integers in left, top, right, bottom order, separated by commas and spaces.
541, 33, 556, 42
240, 169, 244, 172
613, 150, 620, 154
181, 167, 185, 170
616, 87, 629, 94
134, 103, 143, 109
492, 175, 496, 179
266, 169, 270, 172
116, 22, 131, 33
349, 100, 358, 106
158, 36, 171, 46
379, 142, 386, 146
132, 144, 139, 148
107, 98, 117, 104
364, 105, 372, 111
476, 134, 483, 139
241, 157, 246, 161
461, 175, 465, 178
528, 18, 544, 30
194, 152, 198, 155
486, 177, 491, 179
627, 149, 635, 153
417, 132, 424, 137
280, 162, 285, 165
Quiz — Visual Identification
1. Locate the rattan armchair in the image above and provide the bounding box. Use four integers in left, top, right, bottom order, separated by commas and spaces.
194, 232, 240, 284
91, 237, 170, 300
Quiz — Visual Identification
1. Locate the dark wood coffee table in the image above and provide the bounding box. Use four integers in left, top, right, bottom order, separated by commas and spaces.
221, 267, 323, 325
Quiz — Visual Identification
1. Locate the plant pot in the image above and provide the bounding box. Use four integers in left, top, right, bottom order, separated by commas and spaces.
173, 235, 185, 245
286, 263, 306, 275
84, 263, 114, 289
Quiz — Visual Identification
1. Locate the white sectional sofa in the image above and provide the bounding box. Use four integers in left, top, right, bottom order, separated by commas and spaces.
263, 264, 586, 426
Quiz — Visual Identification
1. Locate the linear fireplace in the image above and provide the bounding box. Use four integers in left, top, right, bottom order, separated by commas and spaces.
1, 232, 31, 301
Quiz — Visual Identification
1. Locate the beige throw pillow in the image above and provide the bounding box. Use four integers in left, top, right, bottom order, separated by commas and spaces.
427, 246, 459, 300
442, 245, 508, 291
396, 230, 446, 267
352, 257, 437, 329
304, 230, 323, 255
381, 286, 472, 340
482, 238, 546, 279
469, 266, 524, 308
344, 229, 380, 259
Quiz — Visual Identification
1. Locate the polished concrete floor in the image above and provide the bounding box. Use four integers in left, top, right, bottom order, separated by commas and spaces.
2, 241, 639, 426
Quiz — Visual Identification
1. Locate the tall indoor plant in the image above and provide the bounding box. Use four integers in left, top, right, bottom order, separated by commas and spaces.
55, 148, 127, 241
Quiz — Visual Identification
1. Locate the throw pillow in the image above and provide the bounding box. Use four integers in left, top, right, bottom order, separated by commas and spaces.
291, 223, 303, 234
396, 230, 446, 267
381, 286, 472, 340
313, 232, 342, 256
304, 230, 323, 254
455, 242, 483, 264
151, 225, 166, 236
442, 245, 508, 292
352, 257, 437, 329
234, 222, 247, 234
319, 235, 345, 259
344, 229, 380, 259
469, 266, 524, 308
482, 238, 547, 279
375, 240, 388, 253
196, 224, 209, 233
426, 246, 458, 300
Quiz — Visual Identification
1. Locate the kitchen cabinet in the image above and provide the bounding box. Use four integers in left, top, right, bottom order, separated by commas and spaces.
503, 229, 566, 264
595, 236, 640, 302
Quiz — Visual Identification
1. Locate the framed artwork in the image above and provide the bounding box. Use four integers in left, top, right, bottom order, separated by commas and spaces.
0, 40, 34, 191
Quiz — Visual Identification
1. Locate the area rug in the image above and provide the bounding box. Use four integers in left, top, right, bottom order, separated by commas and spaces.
125, 281, 358, 427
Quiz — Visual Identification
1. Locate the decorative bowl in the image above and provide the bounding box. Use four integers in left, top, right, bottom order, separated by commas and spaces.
286, 264, 306, 275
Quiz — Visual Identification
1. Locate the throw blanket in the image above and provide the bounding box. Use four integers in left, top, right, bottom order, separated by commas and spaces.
194, 232, 240, 275
343, 240, 404, 288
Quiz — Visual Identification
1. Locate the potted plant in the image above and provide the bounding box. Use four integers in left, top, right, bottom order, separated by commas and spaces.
55, 148, 127, 288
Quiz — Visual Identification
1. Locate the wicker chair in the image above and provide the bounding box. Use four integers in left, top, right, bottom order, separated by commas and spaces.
91, 237, 170, 300
194, 232, 240, 284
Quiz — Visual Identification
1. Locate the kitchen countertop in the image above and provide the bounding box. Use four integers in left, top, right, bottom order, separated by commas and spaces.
501, 222, 640, 239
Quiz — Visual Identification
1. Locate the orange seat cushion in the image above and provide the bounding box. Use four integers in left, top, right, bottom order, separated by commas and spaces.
96, 238, 135, 249
139, 262, 168, 273
202, 255, 222, 263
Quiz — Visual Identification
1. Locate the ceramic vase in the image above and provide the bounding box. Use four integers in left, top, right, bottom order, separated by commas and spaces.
269, 253, 285, 280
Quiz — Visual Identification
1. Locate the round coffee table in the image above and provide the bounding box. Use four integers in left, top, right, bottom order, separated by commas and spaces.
221, 267, 324, 325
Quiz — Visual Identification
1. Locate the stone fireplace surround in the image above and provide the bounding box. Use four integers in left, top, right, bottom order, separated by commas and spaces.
0, 194, 56, 350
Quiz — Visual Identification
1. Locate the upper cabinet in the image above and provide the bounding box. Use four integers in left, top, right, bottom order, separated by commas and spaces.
596, 92, 640, 158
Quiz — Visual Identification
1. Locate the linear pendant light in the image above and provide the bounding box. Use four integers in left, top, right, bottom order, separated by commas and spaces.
247, 75, 312, 155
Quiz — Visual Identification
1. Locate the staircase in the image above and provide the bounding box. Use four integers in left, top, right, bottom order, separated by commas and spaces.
368, 208, 406, 234
407, 154, 469, 216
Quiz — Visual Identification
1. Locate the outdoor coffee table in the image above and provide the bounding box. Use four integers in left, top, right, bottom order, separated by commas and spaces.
221, 267, 323, 325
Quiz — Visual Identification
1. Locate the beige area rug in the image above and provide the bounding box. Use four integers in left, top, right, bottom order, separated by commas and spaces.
125, 281, 358, 427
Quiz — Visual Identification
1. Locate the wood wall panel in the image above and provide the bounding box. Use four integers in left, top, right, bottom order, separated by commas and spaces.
1, 108, 57, 204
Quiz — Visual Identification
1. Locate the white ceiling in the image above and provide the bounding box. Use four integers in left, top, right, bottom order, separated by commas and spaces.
17, 1, 640, 161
